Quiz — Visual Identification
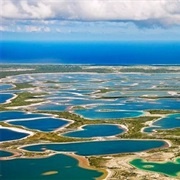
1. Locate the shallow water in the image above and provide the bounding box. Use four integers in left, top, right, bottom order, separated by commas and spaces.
130, 158, 180, 177
144, 113, 180, 133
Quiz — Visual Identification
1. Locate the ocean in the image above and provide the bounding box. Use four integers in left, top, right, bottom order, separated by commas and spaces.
0, 41, 180, 64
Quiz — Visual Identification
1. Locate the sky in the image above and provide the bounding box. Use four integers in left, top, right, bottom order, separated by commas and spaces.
1, 0, 180, 41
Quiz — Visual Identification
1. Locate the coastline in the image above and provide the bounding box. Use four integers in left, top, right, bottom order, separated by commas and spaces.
68, 153, 108, 180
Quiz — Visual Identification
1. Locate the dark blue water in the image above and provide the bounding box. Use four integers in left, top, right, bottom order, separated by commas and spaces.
0, 150, 13, 157
9, 117, 70, 132
0, 111, 49, 121
1, 41, 180, 64
63, 124, 125, 138
0, 93, 13, 104
23, 140, 167, 156
0, 128, 29, 142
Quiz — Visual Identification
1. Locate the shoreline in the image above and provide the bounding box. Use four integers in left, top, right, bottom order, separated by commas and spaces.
0, 93, 17, 104
67, 153, 108, 180
0, 125, 34, 144
129, 157, 180, 178
62, 123, 128, 138
141, 113, 179, 133
19, 138, 169, 147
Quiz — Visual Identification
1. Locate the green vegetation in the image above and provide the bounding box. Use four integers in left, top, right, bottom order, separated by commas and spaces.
0, 132, 84, 149
13, 83, 35, 90
88, 157, 107, 168
147, 110, 180, 114
0, 64, 112, 79
0, 92, 45, 111
110, 169, 137, 179
38, 111, 159, 139
96, 89, 113, 94
22, 151, 49, 157
0, 106, 179, 157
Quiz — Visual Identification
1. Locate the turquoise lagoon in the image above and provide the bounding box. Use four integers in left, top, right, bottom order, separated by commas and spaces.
63, 124, 125, 138
73, 98, 180, 120
0, 128, 29, 142
8, 117, 70, 132
0, 154, 103, 180
130, 158, 180, 177
23, 140, 167, 156
95, 98, 180, 111
74, 109, 143, 119
0, 150, 13, 157
0, 93, 14, 104
144, 114, 180, 133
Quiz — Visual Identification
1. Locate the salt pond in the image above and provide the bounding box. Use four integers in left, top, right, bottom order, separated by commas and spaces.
0, 111, 49, 121
63, 124, 125, 138
8, 117, 70, 132
144, 113, 180, 133
0, 84, 13, 91
130, 158, 180, 177
74, 108, 143, 119
0, 128, 30, 142
0, 150, 13, 158
0, 93, 14, 104
23, 140, 167, 156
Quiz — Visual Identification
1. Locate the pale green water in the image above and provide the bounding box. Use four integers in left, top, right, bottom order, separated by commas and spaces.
130, 158, 180, 177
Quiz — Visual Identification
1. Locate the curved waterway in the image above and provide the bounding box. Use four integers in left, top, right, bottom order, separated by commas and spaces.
0, 93, 14, 104
144, 113, 180, 133
130, 158, 180, 177
0, 111, 49, 121
0, 154, 103, 180
8, 117, 70, 132
63, 124, 125, 138
23, 140, 167, 156
0, 150, 13, 158
0, 128, 30, 142
0, 84, 13, 91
